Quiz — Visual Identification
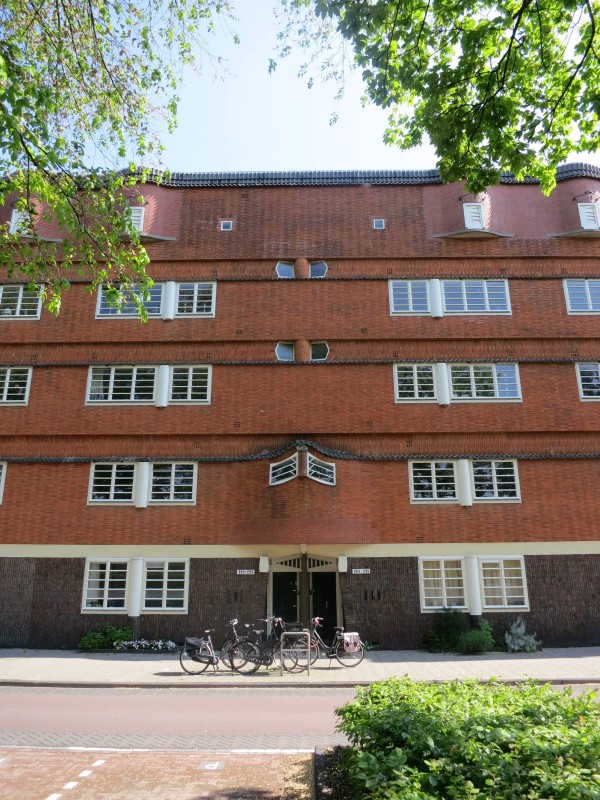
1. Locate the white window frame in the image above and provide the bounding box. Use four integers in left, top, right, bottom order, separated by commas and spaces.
275, 342, 295, 361
394, 363, 437, 402
307, 453, 336, 485
463, 203, 485, 230
8, 209, 30, 236
310, 342, 329, 362
0, 366, 32, 404
270, 453, 298, 485
88, 463, 136, 504
86, 366, 157, 404
449, 363, 521, 401
96, 284, 164, 318
309, 260, 328, 278
418, 557, 467, 611
409, 461, 458, 503
442, 279, 511, 314
373, 218, 385, 230
576, 362, 600, 399
149, 463, 197, 504
0, 462, 6, 504
578, 202, 600, 230
478, 556, 529, 610
82, 559, 129, 612
275, 261, 295, 279
175, 282, 217, 317
127, 206, 145, 232
0, 285, 42, 319
220, 220, 234, 231
389, 279, 431, 315
169, 365, 212, 404
471, 460, 520, 502
564, 279, 600, 314
143, 559, 189, 612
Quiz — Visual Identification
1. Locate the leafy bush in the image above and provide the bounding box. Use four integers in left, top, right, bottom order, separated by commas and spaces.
456, 619, 495, 655
336, 678, 600, 799
77, 624, 132, 650
424, 608, 466, 652
505, 616, 542, 653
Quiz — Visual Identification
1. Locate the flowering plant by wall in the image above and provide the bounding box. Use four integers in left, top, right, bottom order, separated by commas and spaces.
113, 639, 178, 652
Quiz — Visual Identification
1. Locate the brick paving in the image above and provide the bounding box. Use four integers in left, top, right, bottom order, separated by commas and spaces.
0, 747, 314, 800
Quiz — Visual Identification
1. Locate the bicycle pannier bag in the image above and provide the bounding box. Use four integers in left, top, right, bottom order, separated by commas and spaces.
184, 637, 201, 656
343, 632, 360, 653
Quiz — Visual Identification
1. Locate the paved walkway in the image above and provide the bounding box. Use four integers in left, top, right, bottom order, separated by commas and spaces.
2, 646, 600, 687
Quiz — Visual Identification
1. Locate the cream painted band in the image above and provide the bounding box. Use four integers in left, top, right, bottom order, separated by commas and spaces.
2, 541, 600, 558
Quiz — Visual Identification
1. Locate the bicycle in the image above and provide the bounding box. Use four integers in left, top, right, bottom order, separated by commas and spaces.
228, 615, 298, 674
302, 616, 365, 667
218, 618, 251, 671
179, 629, 221, 674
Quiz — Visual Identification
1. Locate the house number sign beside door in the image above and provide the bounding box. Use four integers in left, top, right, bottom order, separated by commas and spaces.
237, 569, 255, 575
352, 568, 371, 574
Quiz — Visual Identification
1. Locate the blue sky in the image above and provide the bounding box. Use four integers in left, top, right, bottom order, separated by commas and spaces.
159, 0, 599, 174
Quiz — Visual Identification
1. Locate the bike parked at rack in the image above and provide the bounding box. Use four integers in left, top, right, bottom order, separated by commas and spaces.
179, 629, 221, 674
227, 615, 299, 674
303, 616, 365, 667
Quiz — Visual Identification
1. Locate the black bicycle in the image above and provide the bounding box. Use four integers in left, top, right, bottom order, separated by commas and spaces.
227, 615, 298, 674
179, 629, 220, 674
303, 616, 365, 667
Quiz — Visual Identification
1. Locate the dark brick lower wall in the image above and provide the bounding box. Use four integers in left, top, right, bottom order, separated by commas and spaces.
1, 554, 599, 649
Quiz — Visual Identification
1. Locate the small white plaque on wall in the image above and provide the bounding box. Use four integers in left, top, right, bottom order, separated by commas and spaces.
352, 568, 371, 575
237, 569, 255, 575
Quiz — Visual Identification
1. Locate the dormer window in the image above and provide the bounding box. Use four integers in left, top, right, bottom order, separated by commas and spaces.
578, 203, 600, 230
127, 207, 145, 232
463, 203, 485, 230
9, 210, 30, 236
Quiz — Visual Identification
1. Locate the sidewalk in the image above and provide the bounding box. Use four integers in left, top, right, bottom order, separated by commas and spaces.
2, 646, 600, 687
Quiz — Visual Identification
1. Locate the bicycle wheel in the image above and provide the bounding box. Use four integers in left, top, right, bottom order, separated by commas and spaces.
180, 641, 211, 674
217, 637, 235, 671
285, 638, 316, 671
335, 640, 365, 667
229, 639, 261, 675
271, 641, 300, 672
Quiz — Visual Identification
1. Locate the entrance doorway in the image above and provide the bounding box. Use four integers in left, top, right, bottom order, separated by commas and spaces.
270, 553, 340, 638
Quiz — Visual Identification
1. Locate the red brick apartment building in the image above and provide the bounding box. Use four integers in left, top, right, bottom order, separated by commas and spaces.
1, 164, 600, 649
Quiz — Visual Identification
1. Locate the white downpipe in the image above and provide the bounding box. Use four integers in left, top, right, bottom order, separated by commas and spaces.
155, 365, 170, 408
127, 557, 144, 617
464, 556, 482, 617
162, 281, 176, 320
134, 462, 150, 508
457, 459, 473, 507
434, 362, 450, 406
429, 279, 444, 318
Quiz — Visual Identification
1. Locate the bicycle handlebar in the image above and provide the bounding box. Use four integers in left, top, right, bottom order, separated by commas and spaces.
312, 617, 323, 627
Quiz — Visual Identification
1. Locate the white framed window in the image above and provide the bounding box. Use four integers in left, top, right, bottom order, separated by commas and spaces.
170, 366, 211, 404
449, 363, 520, 400
150, 462, 196, 503
175, 282, 216, 317
564, 279, 600, 313
479, 557, 528, 609
0, 462, 6, 504
578, 202, 600, 230
463, 203, 485, 230
89, 463, 136, 502
220, 220, 233, 231
307, 453, 336, 485
419, 558, 466, 610
97, 284, 163, 317
0, 367, 31, 404
472, 460, 520, 501
373, 218, 385, 230
442, 279, 510, 313
87, 366, 156, 403
83, 560, 129, 610
275, 261, 295, 279
309, 260, 328, 278
0, 285, 42, 318
410, 461, 457, 502
576, 363, 600, 398
310, 342, 329, 361
270, 453, 298, 485
127, 206, 145, 232
275, 342, 295, 361
143, 560, 188, 611
8, 209, 30, 236
394, 364, 436, 402
389, 280, 430, 315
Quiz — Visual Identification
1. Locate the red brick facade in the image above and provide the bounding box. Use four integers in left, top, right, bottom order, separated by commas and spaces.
1, 166, 600, 648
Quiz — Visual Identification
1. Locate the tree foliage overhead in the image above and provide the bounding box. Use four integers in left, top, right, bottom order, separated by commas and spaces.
0, 0, 234, 314
278, 0, 600, 193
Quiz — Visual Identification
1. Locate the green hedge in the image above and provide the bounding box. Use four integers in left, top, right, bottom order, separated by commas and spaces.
336, 678, 600, 799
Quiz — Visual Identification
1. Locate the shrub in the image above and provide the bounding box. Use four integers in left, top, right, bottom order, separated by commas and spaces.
424, 607, 466, 652
336, 677, 600, 800
456, 619, 495, 655
505, 616, 542, 653
77, 624, 132, 650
